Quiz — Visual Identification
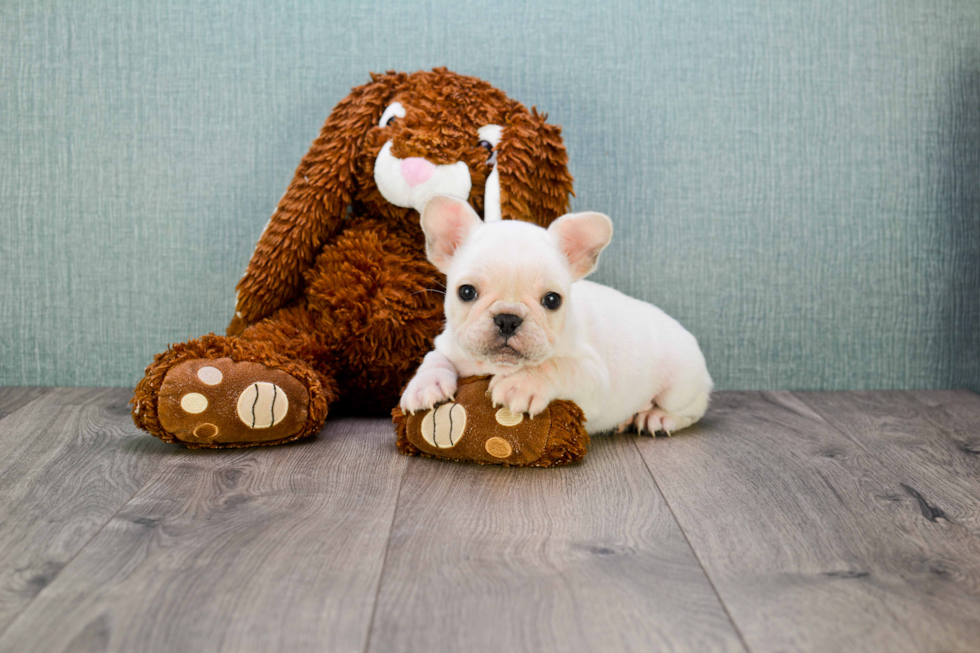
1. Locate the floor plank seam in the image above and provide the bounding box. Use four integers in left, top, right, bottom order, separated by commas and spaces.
360, 454, 411, 653
792, 391, 980, 546
629, 436, 753, 653
906, 390, 980, 443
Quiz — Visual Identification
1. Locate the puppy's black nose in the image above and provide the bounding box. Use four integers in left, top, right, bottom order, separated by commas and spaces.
494, 313, 523, 337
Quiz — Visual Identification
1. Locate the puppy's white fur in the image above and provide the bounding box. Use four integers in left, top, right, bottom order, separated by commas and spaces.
400, 195, 713, 435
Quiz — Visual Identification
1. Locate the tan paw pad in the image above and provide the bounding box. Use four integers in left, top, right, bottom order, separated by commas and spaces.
484, 437, 513, 458
494, 406, 524, 426
180, 393, 208, 414
197, 366, 223, 385
419, 402, 467, 448
236, 382, 288, 429
192, 423, 219, 441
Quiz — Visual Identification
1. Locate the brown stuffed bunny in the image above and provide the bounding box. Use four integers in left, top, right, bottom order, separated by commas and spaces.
131, 68, 577, 448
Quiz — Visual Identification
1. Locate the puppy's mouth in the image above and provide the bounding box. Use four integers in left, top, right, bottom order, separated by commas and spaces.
482, 342, 528, 365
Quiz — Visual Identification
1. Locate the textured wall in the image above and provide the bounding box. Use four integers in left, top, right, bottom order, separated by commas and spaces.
1, 0, 978, 390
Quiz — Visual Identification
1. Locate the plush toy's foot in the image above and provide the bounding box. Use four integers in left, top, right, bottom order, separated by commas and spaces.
156, 357, 313, 446
132, 335, 334, 448
392, 376, 589, 467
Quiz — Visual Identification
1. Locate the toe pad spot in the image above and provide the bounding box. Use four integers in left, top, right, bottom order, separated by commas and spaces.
495, 407, 524, 427
180, 393, 208, 414
197, 366, 223, 385
192, 423, 219, 440
485, 437, 513, 458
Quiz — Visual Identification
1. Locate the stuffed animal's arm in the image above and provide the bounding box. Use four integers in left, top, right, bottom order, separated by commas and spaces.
227, 73, 401, 333
229, 173, 346, 333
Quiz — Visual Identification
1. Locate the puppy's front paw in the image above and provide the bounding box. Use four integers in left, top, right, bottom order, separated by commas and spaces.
400, 368, 457, 414
489, 369, 556, 417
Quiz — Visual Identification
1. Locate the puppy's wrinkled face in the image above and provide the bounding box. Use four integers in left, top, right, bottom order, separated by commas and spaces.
421, 195, 613, 369
448, 223, 571, 366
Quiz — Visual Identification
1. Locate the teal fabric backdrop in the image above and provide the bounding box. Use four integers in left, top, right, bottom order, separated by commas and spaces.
1, 0, 978, 390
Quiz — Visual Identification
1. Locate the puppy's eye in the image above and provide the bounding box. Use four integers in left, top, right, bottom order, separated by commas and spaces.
542, 292, 562, 310
385, 116, 398, 127
477, 140, 493, 152
458, 285, 478, 302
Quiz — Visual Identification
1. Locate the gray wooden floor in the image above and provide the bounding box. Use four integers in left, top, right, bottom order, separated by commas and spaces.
0, 388, 978, 652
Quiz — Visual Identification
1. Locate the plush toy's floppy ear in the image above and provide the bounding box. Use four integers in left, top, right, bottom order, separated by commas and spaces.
548, 212, 613, 280
228, 72, 405, 335
420, 195, 484, 273
496, 107, 575, 229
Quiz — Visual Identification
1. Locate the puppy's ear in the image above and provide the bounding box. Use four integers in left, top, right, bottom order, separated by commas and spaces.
496, 107, 575, 228
230, 71, 405, 333
548, 212, 613, 280
421, 195, 483, 273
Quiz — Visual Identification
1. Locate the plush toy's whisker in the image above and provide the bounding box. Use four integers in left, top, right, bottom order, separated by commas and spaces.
413, 289, 446, 296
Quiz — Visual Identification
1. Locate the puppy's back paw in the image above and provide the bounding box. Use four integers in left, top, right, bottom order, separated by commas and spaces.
627, 380, 711, 436
622, 406, 697, 436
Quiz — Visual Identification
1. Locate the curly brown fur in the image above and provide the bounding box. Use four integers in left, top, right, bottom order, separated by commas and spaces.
530, 400, 589, 467
134, 68, 576, 447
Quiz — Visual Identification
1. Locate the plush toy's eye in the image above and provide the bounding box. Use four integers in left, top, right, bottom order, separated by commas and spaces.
379, 102, 406, 128
477, 125, 503, 166
458, 285, 478, 302
542, 292, 562, 310
476, 140, 497, 166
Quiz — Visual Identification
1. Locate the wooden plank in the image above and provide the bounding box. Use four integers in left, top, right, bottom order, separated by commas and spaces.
0, 387, 51, 421
0, 417, 408, 653
634, 391, 980, 653
0, 387, 172, 636
907, 390, 980, 462
368, 432, 747, 653
796, 390, 980, 537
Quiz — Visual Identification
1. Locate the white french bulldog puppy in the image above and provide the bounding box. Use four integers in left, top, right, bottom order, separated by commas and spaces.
399, 195, 713, 435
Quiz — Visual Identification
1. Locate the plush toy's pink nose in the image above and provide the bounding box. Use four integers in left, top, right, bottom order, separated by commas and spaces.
400, 157, 436, 187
